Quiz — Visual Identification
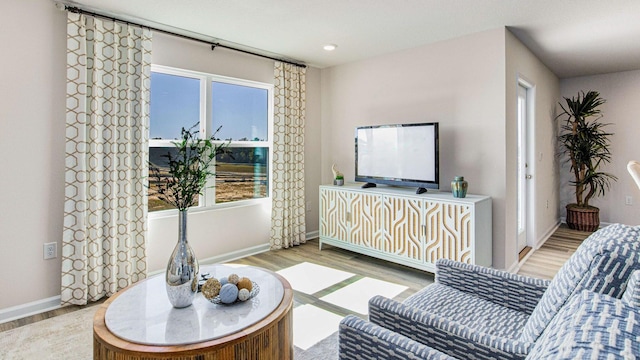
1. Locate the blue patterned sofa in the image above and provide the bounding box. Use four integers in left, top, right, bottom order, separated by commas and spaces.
339, 223, 640, 360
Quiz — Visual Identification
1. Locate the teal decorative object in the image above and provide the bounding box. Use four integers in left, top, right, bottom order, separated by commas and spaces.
451, 176, 468, 198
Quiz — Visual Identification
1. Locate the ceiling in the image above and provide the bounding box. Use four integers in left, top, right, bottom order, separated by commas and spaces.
62, 0, 640, 78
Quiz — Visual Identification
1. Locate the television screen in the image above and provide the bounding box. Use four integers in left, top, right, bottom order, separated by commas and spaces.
355, 123, 439, 191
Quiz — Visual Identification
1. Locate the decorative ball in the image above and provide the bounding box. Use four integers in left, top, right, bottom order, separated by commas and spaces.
238, 288, 251, 301
201, 278, 221, 300
219, 276, 229, 286
237, 277, 253, 292
227, 273, 240, 285
219, 283, 239, 304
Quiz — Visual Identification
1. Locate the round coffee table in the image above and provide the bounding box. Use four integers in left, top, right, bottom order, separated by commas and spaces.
93, 264, 293, 360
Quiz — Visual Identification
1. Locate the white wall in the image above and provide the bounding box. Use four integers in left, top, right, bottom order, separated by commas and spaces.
0, 0, 322, 313
505, 31, 561, 256
320, 28, 511, 268
305, 68, 323, 235
0, 0, 67, 310
560, 70, 640, 226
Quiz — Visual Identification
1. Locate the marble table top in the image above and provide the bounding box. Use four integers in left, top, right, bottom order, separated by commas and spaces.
104, 264, 285, 346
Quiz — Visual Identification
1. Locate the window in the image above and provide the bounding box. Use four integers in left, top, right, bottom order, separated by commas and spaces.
148, 65, 273, 213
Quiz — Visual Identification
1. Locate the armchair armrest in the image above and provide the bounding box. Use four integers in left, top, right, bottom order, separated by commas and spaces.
368, 296, 533, 360
339, 315, 456, 360
435, 259, 550, 314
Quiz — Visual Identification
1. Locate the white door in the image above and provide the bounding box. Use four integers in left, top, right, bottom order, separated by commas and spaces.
516, 83, 530, 252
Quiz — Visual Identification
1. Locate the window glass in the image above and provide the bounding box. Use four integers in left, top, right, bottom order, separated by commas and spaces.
149, 66, 271, 213
150, 72, 200, 140
215, 147, 269, 203
148, 146, 206, 211
211, 82, 268, 141
148, 146, 177, 212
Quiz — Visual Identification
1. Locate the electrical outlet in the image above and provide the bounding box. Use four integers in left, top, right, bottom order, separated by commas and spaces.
306, 201, 312, 212
44, 242, 57, 260
626, 196, 633, 206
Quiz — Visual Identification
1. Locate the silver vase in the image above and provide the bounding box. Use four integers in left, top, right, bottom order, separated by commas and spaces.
166, 209, 199, 308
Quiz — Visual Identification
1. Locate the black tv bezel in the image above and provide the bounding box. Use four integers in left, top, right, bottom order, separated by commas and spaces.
355, 122, 440, 190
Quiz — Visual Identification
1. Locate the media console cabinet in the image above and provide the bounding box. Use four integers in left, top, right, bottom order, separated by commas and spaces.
319, 184, 492, 272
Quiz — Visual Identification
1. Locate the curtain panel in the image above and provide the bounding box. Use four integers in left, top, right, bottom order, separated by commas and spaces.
62, 12, 152, 306
270, 62, 307, 249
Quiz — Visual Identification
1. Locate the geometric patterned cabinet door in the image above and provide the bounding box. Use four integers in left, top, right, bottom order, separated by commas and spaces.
382, 195, 423, 264
424, 201, 472, 264
320, 188, 383, 247
319, 187, 351, 243
350, 192, 383, 249
320, 185, 492, 273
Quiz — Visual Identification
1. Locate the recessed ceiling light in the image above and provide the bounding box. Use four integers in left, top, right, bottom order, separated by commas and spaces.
323, 44, 337, 51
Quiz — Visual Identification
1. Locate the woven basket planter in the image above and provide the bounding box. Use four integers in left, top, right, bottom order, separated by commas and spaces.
566, 204, 599, 232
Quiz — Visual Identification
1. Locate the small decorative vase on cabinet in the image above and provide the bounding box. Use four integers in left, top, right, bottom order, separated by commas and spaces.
166, 209, 199, 308
451, 176, 468, 198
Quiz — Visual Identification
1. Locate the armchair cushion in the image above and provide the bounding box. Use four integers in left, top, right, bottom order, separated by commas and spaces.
369, 295, 532, 360
521, 223, 640, 342
403, 284, 530, 338
339, 315, 456, 360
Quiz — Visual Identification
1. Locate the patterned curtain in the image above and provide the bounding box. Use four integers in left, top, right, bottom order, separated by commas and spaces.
62, 12, 152, 306
270, 62, 307, 249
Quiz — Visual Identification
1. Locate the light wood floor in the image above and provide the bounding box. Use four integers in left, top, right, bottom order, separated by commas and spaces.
517, 225, 590, 279
0, 225, 591, 333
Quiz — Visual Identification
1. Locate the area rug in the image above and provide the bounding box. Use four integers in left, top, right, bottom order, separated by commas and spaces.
0, 306, 338, 359
0, 307, 95, 359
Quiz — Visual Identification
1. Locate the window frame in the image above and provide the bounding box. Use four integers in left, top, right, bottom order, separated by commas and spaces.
149, 64, 274, 218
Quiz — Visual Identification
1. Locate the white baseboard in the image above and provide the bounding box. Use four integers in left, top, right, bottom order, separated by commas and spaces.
306, 230, 319, 240
0, 296, 61, 324
559, 217, 612, 229
505, 261, 519, 273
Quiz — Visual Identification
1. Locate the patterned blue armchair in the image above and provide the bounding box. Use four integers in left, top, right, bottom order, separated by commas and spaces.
341, 276, 640, 359
339, 223, 640, 360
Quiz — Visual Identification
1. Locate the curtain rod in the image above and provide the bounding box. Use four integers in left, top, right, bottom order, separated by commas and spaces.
63, 5, 307, 68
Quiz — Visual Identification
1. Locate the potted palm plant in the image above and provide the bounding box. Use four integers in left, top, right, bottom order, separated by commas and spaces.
149, 124, 230, 307
557, 90, 617, 232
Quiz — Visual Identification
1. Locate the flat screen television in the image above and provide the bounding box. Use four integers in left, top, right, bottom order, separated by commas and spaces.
355, 122, 439, 193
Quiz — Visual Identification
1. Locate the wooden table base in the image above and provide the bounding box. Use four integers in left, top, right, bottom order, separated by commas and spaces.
93, 272, 293, 360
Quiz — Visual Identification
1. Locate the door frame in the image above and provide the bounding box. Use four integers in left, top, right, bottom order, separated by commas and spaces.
516, 76, 536, 253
